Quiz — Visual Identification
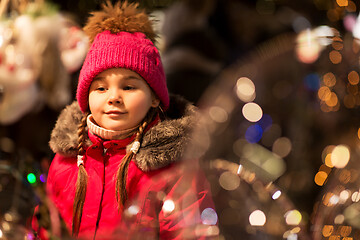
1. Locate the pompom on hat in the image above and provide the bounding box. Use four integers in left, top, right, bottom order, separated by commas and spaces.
76, 1, 169, 113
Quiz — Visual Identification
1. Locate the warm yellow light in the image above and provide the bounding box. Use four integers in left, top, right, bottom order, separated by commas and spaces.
242, 102, 263, 122
318, 86, 332, 101
336, 0, 348, 7
325, 92, 338, 107
351, 191, 360, 202
323, 192, 337, 206
314, 171, 328, 186
325, 154, 334, 168
322, 225, 334, 237
331, 145, 350, 168
285, 210, 302, 225
295, 30, 320, 64
340, 226, 352, 237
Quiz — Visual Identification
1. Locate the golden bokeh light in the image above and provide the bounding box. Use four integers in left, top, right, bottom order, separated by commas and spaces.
340, 226, 352, 237
314, 171, 328, 186
284, 210, 302, 225
322, 225, 334, 237
325, 154, 334, 168
351, 191, 360, 202
323, 72, 336, 87
322, 145, 335, 160
318, 86, 332, 101
295, 30, 320, 64
348, 71, 359, 85
325, 92, 338, 107
332, 41, 343, 50
336, 0, 348, 7
323, 192, 336, 206
331, 145, 350, 168
329, 50, 342, 64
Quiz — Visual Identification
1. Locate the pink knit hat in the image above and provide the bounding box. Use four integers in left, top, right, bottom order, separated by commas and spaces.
76, 30, 169, 113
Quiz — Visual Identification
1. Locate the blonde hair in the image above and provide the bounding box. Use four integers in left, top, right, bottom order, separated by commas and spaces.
72, 107, 159, 237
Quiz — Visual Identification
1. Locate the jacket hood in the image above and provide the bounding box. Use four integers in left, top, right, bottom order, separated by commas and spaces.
49, 95, 199, 171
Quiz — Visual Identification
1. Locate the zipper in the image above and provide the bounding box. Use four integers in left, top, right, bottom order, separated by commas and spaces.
93, 148, 107, 240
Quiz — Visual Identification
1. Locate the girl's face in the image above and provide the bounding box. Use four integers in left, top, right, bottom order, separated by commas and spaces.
89, 68, 160, 131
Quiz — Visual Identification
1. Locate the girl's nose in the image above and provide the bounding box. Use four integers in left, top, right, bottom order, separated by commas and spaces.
108, 90, 122, 104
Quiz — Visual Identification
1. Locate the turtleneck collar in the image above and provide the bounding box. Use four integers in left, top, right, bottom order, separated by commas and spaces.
86, 114, 139, 140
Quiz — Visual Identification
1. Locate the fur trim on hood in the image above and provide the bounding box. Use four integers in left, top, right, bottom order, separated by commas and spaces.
49, 95, 199, 171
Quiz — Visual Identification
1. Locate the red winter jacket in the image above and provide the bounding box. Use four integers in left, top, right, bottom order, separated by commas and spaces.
34, 96, 217, 240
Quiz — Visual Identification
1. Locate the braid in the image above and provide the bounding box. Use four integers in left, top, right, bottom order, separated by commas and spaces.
115, 108, 158, 209
72, 113, 89, 237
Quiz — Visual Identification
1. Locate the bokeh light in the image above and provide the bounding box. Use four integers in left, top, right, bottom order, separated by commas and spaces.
26, 173, 36, 184
272, 137, 292, 158
249, 210, 266, 226
348, 70, 359, 85
201, 208, 218, 225
209, 106, 229, 123
296, 29, 320, 63
162, 199, 175, 214
245, 124, 263, 143
284, 210, 302, 226
242, 102, 263, 122
272, 190, 282, 200
235, 77, 256, 102
219, 171, 240, 191
331, 145, 350, 168
329, 50, 342, 64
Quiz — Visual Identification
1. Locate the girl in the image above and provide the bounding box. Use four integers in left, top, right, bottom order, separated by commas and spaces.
34, 1, 216, 239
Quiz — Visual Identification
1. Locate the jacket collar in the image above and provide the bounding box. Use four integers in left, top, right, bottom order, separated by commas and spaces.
49, 95, 199, 171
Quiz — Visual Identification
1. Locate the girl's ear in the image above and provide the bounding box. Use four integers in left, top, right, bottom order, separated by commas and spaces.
151, 96, 160, 108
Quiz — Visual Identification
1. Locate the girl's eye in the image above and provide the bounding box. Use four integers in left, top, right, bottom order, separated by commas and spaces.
123, 86, 135, 90
96, 87, 106, 91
